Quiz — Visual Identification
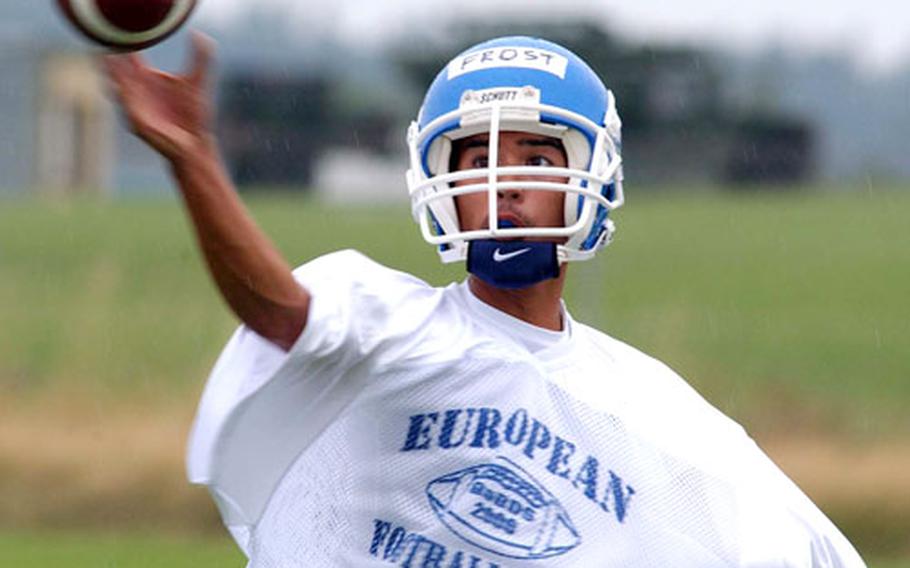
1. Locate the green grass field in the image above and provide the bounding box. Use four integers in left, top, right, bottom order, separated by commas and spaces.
2, 188, 907, 434
0, 530, 244, 568
1, 186, 909, 565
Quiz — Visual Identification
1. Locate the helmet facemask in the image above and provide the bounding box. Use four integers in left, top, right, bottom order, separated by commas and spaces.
407, 87, 624, 268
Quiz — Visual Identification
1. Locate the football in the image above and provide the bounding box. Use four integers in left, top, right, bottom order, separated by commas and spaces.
56, 0, 198, 51
426, 459, 581, 559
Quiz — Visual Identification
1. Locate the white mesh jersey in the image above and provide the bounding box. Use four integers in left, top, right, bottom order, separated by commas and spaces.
187, 250, 865, 568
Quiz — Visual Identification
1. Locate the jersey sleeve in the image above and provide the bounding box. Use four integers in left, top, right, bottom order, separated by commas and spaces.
640, 363, 866, 566
185, 250, 441, 553
575, 328, 865, 566
734, 437, 867, 567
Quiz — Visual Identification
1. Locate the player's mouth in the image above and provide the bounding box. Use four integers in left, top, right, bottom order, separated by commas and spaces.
489, 213, 526, 230
484, 214, 527, 241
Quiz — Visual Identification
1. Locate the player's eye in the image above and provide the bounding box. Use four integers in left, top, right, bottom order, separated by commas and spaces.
470, 155, 489, 169
527, 155, 554, 167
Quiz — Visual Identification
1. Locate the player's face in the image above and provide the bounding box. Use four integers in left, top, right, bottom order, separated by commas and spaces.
452, 131, 567, 234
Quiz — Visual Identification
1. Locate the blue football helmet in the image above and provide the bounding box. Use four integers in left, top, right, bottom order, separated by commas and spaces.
406, 36, 624, 285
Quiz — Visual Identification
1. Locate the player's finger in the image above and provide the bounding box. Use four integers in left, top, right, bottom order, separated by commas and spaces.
122, 51, 151, 74
101, 52, 146, 85
188, 31, 215, 86
99, 56, 137, 104
100, 53, 127, 80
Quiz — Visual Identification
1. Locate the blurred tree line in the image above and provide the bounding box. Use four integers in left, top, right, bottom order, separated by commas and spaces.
217, 21, 814, 190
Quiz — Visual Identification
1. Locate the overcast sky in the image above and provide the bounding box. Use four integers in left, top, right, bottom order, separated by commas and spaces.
197, 0, 910, 73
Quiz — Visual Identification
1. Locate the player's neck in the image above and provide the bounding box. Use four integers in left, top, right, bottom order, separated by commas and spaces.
468, 266, 567, 331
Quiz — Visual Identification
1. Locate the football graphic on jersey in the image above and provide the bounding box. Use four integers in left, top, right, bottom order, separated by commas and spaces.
56, 0, 197, 51
426, 458, 581, 559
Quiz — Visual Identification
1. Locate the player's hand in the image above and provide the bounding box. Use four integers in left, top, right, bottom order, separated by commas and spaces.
101, 31, 215, 163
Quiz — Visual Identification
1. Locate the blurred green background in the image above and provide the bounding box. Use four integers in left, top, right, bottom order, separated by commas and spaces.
1, 187, 908, 566
5, 0, 910, 565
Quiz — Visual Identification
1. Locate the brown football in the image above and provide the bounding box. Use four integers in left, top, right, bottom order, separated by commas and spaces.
56, 0, 198, 51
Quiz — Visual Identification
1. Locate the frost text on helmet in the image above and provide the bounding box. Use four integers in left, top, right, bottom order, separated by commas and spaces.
448, 47, 569, 80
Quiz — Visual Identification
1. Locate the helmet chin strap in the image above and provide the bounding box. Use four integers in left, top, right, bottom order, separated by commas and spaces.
466, 239, 560, 289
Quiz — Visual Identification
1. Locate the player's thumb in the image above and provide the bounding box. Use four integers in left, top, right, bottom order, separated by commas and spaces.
188, 31, 216, 87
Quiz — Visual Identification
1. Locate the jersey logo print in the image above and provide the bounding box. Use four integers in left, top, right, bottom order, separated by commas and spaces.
492, 247, 531, 262
426, 457, 581, 559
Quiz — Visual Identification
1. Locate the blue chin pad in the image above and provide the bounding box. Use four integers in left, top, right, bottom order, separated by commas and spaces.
467, 239, 560, 289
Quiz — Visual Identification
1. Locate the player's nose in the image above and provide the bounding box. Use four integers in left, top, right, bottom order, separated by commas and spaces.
497, 186, 524, 202
495, 148, 531, 200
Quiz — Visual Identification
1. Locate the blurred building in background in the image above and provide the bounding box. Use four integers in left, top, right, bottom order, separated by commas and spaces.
0, 35, 45, 196
0, 4, 176, 196
0, 35, 114, 196
1, 3, 908, 199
